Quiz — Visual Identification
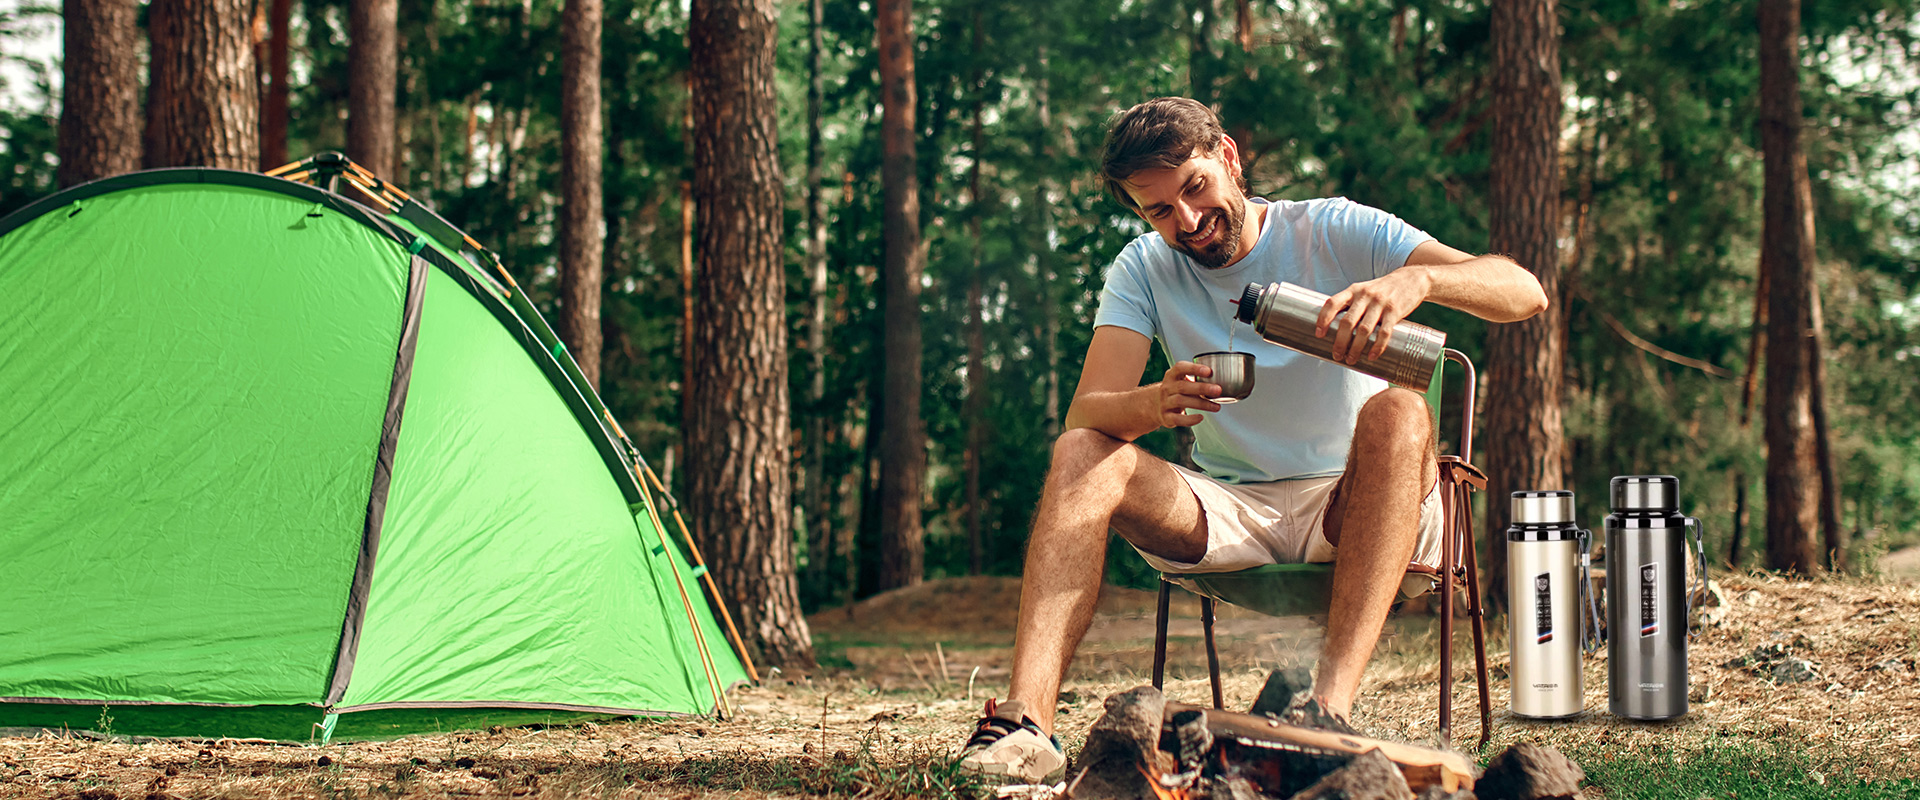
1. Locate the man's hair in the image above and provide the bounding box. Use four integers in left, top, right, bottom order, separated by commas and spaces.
1099, 97, 1226, 211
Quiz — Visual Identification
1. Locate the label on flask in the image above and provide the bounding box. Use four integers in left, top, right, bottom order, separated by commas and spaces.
1640, 562, 1659, 637
1533, 572, 1553, 644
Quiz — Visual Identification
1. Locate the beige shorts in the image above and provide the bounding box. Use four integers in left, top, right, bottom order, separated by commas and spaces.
1132, 466, 1444, 576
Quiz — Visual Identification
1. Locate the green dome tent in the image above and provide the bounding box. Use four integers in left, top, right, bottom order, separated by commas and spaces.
0, 161, 749, 742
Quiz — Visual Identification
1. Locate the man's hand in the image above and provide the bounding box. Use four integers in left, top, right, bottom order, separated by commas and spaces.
1155, 361, 1223, 427
1314, 268, 1433, 364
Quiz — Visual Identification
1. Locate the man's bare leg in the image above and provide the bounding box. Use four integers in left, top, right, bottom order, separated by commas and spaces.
1005, 427, 1208, 736
1314, 387, 1437, 718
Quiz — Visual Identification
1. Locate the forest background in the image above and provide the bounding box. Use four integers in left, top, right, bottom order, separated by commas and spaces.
2, 0, 1917, 672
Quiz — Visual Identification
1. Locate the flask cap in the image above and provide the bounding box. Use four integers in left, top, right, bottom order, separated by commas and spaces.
1511, 490, 1575, 524
1610, 475, 1679, 511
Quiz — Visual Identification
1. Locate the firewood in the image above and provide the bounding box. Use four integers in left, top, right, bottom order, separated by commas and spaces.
1284, 748, 1413, 800
1164, 703, 1475, 793
1476, 743, 1585, 800
1171, 709, 1214, 774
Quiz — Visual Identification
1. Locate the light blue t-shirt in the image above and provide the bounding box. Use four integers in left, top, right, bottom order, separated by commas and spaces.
1093, 197, 1434, 484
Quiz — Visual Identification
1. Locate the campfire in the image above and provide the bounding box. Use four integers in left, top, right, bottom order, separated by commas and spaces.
1057, 672, 1585, 800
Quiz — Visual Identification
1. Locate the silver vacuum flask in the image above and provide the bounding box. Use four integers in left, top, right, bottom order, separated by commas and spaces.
1234, 282, 1447, 392
1605, 475, 1704, 720
1506, 491, 1589, 719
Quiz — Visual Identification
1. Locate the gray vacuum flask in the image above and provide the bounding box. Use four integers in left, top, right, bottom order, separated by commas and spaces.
1605, 475, 1704, 720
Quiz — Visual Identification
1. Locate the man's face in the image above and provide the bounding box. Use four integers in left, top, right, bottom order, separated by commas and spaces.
1120, 144, 1249, 269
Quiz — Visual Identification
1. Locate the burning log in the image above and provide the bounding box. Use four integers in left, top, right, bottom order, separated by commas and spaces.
1165, 703, 1475, 795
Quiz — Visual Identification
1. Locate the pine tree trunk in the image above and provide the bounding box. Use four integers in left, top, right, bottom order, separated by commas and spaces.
559, 0, 604, 390
1758, 0, 1823, 574
260, 0, 291, 168
963, 11, 986, 578
803, 0, 833, 602
876, 0, 926, 591
59, 0, 142, 186
1481, 0, 1564, 611
146, 0, 259, 170
1035, 46, 1060, 440
688, 0, 814, 670
348, 0, 398, 177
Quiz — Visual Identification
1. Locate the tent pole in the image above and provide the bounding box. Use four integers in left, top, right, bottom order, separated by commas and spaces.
640, 462, 762, 685
633, 469, 733, 719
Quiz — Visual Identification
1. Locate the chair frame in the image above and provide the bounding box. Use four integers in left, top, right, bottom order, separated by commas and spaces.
1150, 348, 1492, 749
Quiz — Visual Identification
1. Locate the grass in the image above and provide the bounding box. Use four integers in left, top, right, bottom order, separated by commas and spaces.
1572, 741, 1920, 799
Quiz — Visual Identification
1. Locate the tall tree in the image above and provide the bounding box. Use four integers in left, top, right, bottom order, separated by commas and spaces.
876, 0, 927, 590
559, 0, 605, 389
688, 0, 814, 669
963, 8, 987, 576
1757, 0, 1824, 573
259, 0, 291, 168
348, 0, 398, 176
145, 0, 259, 169
802, 0, 833, 598
1482, 0, 1564, 609
58, 0, 141, 186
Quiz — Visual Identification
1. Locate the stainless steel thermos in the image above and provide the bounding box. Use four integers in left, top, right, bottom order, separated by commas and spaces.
1605, 475, 1706, 720
1234, 282, 1447, 391
1505, 491, 1596, 719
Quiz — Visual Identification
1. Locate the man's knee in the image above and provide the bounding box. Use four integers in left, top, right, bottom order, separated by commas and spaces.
1047, 428, 1131, 486
1356, 388, 1432, 449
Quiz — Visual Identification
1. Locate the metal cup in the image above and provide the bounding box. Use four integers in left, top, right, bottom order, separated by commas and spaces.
1195, 351, 1255, 404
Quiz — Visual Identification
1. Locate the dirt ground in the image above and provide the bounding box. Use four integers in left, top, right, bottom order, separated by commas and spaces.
2, 571, 1917, 799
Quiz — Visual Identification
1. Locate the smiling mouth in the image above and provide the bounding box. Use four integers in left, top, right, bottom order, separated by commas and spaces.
1183, 213, 1221, 247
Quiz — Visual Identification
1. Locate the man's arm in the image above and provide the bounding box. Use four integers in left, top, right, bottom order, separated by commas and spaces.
1064, 326, 1222, 441
1314, 239, 1549, 364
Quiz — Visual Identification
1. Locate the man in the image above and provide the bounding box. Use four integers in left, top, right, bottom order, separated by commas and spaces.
956, 97, 1547, 784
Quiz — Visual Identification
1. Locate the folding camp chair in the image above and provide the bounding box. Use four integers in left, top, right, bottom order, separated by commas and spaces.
1149, 348, 1492, 748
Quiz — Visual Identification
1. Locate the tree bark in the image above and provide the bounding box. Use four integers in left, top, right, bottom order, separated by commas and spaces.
59, 0, 142, 186
876, 0, 927, 591
348, 0, 398, 177
260, 0, 291, 168
803, 0, 833, 600
1035, 46, 1060, 440
688, 0, 814, 670
146, 0, 259, 170
1482, 0, 1564, 611
559, 0, 604, 390
1758, 0, 1823, 574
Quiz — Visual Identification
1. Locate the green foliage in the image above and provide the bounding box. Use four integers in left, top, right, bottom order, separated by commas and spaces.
1574, 740, 1920, 799
13, 0, 1920, 608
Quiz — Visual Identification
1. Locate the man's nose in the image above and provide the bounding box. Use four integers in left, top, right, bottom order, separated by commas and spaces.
1175, 201, 1203, 232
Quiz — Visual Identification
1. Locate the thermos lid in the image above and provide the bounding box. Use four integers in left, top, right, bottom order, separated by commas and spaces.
1510, 491, 1575, 524
1610, 475, 1679, 511
1236, 282, 1263, 324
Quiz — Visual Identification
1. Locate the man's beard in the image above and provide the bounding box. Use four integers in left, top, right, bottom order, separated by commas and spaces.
1174, 195, 1247, 268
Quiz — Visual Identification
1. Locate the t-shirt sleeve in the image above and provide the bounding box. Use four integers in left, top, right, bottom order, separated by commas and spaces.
1092, 238, 1160, 340
1322, 198, 1435, 283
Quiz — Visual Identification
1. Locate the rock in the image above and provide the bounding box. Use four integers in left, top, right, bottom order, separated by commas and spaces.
1771, 657, 1818, 684
316, 755, 333, 767
1873, 657, 1908, 672
1065, 686, 1166, 800
1198, 775, 1264, 800
1249, 668, 1315, 718
1283, 748, 1411, 800
1476, 743, 1585, 800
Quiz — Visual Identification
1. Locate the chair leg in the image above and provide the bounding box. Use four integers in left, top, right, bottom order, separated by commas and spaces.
1202, 596, 1223, 709
1463, 511, 1492, 750
1438, 482, 1458, 743
1154, 582, 1171, 691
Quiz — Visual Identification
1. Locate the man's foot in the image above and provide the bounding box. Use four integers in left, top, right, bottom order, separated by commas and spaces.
955, 699, 1068, 785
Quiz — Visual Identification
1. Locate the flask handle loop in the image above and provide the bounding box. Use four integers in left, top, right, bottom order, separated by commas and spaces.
1684, 517, 1706, 641
1578, 527, 1604, 654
